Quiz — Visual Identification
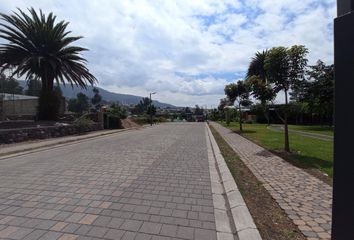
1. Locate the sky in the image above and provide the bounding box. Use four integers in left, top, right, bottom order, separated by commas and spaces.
0, 0, 336, 107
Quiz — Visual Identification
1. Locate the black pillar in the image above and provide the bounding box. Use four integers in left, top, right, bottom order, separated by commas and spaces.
332, 1, 354, 239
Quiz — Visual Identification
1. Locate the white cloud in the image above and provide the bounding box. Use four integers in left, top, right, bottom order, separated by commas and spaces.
0, 0, 336, 106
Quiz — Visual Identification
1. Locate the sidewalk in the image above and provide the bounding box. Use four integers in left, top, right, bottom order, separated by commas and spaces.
0, 127, 141, 157
211, 122, 332, 240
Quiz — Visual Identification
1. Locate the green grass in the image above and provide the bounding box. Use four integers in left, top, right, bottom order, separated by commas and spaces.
219, 122, 333, 177
288, 125, 334, 136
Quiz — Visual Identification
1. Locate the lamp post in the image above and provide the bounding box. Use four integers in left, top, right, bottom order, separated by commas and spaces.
149, 92, 156, 126
332, 1, 354, 239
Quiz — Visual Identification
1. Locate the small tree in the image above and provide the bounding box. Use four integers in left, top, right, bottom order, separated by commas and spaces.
246, 75, 275, 124
108, 103, 127, 119
264, 45, 308, 152
224, 80, 252, 131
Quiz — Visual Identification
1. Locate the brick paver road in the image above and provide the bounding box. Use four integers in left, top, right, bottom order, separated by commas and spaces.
211, 122, 332, 240
0, 123, 217, 240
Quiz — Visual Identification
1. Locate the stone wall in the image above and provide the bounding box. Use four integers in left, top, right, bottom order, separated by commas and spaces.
0, 123, 103, 144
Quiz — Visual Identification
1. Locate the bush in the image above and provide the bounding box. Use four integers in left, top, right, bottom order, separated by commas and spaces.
74, 117, 94, 133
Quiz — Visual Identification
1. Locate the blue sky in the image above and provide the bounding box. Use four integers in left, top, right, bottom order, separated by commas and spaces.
0, 0, 336, 107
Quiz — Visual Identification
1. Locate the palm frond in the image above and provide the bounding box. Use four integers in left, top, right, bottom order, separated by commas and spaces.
0, 7, 97, 90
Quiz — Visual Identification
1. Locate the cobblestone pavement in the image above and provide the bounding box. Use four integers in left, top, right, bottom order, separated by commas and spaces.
0, 123, 218, 240
211, 122, 332, 240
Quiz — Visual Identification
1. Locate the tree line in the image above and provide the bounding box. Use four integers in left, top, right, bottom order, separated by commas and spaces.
217, 45, 334, 152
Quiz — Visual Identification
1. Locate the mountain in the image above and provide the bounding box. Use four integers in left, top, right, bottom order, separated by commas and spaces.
19, 81, 175, 108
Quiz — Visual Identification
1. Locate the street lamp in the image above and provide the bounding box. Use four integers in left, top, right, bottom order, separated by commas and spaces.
149, 92, 156, 126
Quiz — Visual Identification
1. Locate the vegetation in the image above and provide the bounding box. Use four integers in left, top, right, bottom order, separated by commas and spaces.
263, 45, 309, 152
0, 73, 23, 94
91, 87, 102, 112
221, 45, 333, 153
219, 122, 333, 178
74, 117, 94, 133
68, 92, 89, 114
107, 103, 127, 119
224, 80, 252, 131
132, 97, 156, 116
0, 8, 96, 120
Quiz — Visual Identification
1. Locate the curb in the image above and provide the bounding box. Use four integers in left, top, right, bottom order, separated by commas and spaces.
206, 124, 262, 240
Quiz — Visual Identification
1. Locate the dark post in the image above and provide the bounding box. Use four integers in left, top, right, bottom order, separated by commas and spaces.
149, 93, 152, 126
149, 92, 156, 126
332, 1, 354, 239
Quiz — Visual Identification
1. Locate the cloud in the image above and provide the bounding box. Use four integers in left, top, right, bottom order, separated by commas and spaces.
0, 0, 336, 106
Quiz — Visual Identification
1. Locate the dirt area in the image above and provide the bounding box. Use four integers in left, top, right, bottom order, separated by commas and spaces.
210, 125, 306, 240
121, 118, 141, 129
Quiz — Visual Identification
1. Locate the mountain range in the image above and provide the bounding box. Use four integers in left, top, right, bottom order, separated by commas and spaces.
19, 81, 176, 108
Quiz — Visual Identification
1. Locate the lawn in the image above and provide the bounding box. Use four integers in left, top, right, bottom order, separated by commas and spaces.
218, 121, 333, 178
288, 124, 334, 136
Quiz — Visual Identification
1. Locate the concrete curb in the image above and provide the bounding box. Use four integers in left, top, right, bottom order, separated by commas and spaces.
0, 126, 144, 160
206, 124, 262, 240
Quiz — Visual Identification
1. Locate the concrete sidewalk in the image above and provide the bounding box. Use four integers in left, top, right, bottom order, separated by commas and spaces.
211, 122, 332, 240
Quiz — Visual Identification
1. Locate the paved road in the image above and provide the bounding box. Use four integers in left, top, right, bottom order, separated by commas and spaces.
0, 123, 217, 240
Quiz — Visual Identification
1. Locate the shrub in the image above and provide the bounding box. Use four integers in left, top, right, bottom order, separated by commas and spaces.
74, 117, 94, 133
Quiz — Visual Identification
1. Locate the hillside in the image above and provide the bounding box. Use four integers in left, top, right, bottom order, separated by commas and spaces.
19, 81, 175, 108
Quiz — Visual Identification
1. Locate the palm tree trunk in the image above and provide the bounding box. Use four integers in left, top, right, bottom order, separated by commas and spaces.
38, 69, 57, 120
284, 90, 290, 152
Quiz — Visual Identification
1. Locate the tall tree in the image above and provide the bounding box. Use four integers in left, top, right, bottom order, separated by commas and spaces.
0, 8, 97, 120
224, 80, 252, 131
194, 105, 204, 115
246, 50, 275, 124
68, 92, 89, 114
247, 50, 268, 82
305, 60, 334, 125
91, 87, 102, 111
264, 45, 308, 152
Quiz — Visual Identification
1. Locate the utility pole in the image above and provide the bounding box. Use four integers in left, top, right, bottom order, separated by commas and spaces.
332, 1, 354, 239
149, 92, 156, 126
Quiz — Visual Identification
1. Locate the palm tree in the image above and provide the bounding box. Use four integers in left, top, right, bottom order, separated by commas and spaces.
247, 50, 268, 83
246, 50, 274, 125
0, 8, 97, 119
